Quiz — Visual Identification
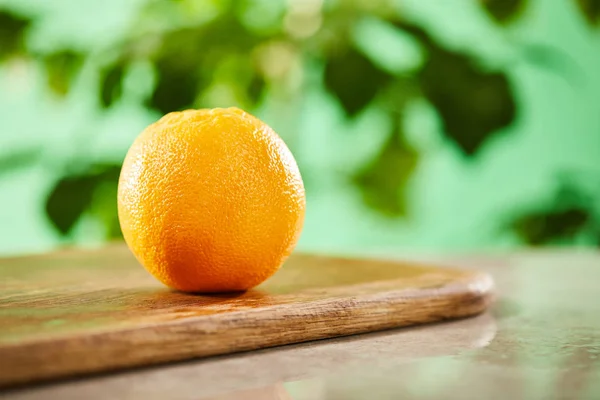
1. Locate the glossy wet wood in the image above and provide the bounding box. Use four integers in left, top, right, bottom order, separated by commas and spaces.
0, 246, 492, 387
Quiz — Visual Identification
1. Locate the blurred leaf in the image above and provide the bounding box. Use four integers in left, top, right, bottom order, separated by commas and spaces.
100, 62, 126, 108
247, 73, 266, 104
419, 46, 516, 155
149, 57, 201, 114
0, 10, 31, 60
202, 14, 261, 51
43, 51, 85, 96
324, 47, 392, 116
93, 164, 121, 183
511, 207, 590, 245
148, 18, 259, 113
480, 0, 526, 24
576, 0, 600, 25
353, 120, 418, 216
0, 147, 41, 176
506, 182, 600, 245
89, 168, 122, 240
379, 76, 421, 113
45, 176, 97, 235
519, 43, 582, 85
391, 21, 516, 155
147, 28, 207, 113
45, 164, 121, 236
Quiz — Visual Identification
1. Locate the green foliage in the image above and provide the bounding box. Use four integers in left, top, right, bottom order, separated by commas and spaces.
518, 43, 582, 85
45, 165, 121, 238
508, 183, 600, 245
146, 29, 207, 113
353, 122, 417, 217
418, 45, 516, 155
146, 15, 262, 113
395, 22, 516, 155
90, 176, 122, 240
100, 62, 126, 107
481, 0, 526, 24
512, 207, 590, 245
43, 51, 85, 96
324, 47, 392, 117
45, 175, 96, 235
150, 56, 203, 113
0, 10, 30, 60
247, 73, 266, 104
576, 0, 600, 25
1, 1, 596, 246
0, 147, 41, 176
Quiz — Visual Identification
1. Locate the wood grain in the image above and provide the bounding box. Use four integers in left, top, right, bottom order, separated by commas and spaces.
0, 245, 493, 387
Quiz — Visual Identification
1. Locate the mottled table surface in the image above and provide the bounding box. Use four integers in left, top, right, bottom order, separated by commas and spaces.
3, 249, 600, 400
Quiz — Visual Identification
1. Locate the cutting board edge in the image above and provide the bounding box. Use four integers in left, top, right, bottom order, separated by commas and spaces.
0, 272, 494, 388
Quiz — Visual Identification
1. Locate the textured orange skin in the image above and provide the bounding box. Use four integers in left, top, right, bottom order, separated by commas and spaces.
117, 108, 305, 293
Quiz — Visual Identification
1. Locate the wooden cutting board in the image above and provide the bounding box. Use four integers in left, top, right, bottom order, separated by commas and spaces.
0, 245, 493, 388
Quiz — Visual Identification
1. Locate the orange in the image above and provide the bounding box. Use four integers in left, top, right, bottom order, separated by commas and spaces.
117, 107, 305, 292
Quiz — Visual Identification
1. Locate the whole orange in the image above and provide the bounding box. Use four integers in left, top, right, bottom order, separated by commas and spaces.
117, 108, 305, 292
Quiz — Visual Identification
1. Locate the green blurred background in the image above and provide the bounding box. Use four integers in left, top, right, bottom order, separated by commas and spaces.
0, 0, 599, 257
